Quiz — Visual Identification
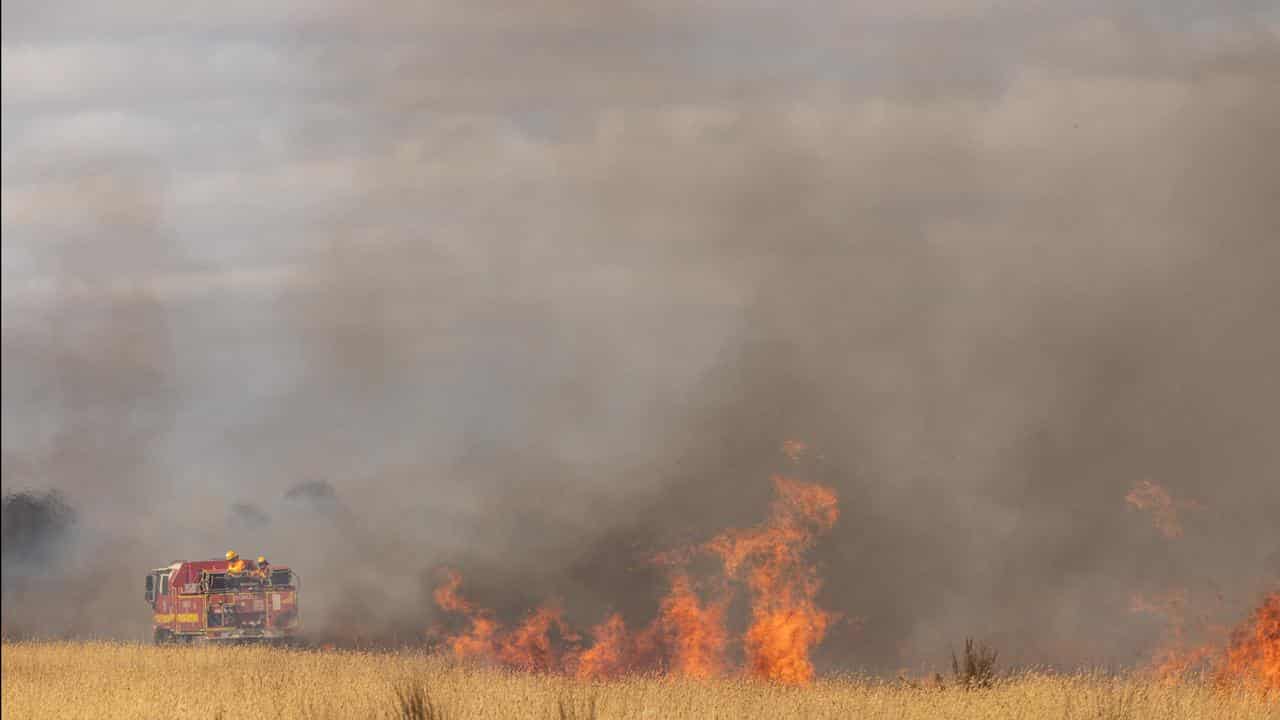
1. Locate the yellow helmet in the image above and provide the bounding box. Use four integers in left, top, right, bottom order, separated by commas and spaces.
257, 556, 267, 564
225, 550, 239, 561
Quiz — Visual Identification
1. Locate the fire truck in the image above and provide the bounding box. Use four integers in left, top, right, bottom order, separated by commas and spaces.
144, 559, 300, 643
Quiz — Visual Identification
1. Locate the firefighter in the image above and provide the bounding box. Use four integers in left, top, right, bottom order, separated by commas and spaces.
256, 556, 270, 580
225, 550, 248, 575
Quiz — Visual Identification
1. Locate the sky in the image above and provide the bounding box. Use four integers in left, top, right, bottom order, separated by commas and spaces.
2, 1, 1279, 670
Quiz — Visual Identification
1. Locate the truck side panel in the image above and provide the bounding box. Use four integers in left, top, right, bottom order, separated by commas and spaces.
267, 589, 299, 630
176, 594, 204, 634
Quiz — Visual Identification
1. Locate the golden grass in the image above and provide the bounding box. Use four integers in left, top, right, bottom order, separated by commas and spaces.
2, 641, 1276, 720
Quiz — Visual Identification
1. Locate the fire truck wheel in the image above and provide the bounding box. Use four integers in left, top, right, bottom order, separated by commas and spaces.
153, 628, 173, 645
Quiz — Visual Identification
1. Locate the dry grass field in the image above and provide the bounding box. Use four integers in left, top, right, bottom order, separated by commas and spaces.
2, 641, 1276, 720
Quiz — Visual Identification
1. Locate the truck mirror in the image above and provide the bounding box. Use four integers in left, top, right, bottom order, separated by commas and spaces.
144, 575, 156, 604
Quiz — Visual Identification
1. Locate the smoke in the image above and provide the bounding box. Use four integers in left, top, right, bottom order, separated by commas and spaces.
227, 502, 271, 531
2, 490, 76, 573
3, 2, 1279, 670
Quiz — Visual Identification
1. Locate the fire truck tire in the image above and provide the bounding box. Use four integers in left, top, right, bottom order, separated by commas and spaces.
153, 628, 173, 645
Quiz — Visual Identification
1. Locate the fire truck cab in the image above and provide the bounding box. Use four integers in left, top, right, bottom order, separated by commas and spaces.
144, 559, 300, 643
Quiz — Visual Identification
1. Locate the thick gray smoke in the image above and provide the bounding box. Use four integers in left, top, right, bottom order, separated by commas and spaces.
3, 2, 1278, 670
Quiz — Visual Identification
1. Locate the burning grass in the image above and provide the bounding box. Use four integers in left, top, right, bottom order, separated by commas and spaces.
432, 472, 840, 685
3, 641, 1277, 720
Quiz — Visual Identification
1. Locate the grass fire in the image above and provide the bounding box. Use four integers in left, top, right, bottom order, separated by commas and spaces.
6, 457, 1275, 718
4, 0, 1279, 717
431, 466, 838, 684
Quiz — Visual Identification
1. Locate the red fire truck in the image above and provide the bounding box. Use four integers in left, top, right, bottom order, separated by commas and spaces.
144, 559, 300, 643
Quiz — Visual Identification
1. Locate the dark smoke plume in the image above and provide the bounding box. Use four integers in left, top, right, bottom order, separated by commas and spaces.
2, 490, 77, 574
228, 502, 271, 531
283, 481, 339, 508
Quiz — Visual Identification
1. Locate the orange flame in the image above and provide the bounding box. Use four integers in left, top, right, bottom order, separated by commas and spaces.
575, 612, 631, 680
1130, 590, 1215, 680
433, 568, 500, 660
1125, 480, 1201, 539
434, 569, 581, 672
1216, 592, 1280, 692
781, 439, 808, 462
1121, 483, 1276, 693
432, 453, 841, 684
1132, 587, 1280, 694
706, 475, 839, 684
655, 571, 728, 679
497, 605, 575, 672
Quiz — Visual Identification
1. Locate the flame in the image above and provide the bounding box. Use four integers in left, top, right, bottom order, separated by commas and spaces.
575, 612, 631, 679
705, 475, 839, 684
1125, 480, 1201, 539
432, 569, 500, 659
1122, 483, 1276, 693
433, 569, 581, 671
1130, 590, 1216, 680
1132, 587, 1280, 694
655, 571, 728, 679
1216, 592, 1280, 692
431, 455, 840, 685
497, 605, 575, 672
781, 439, 808, 462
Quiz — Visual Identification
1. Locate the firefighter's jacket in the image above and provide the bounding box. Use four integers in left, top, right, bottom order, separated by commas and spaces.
227, 558, 248, 575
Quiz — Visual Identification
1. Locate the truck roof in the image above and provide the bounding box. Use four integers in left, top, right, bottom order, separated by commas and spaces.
152, 560, 292, 587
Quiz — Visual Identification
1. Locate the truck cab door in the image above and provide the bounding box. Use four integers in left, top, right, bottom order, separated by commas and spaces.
153, 573, 173, 629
